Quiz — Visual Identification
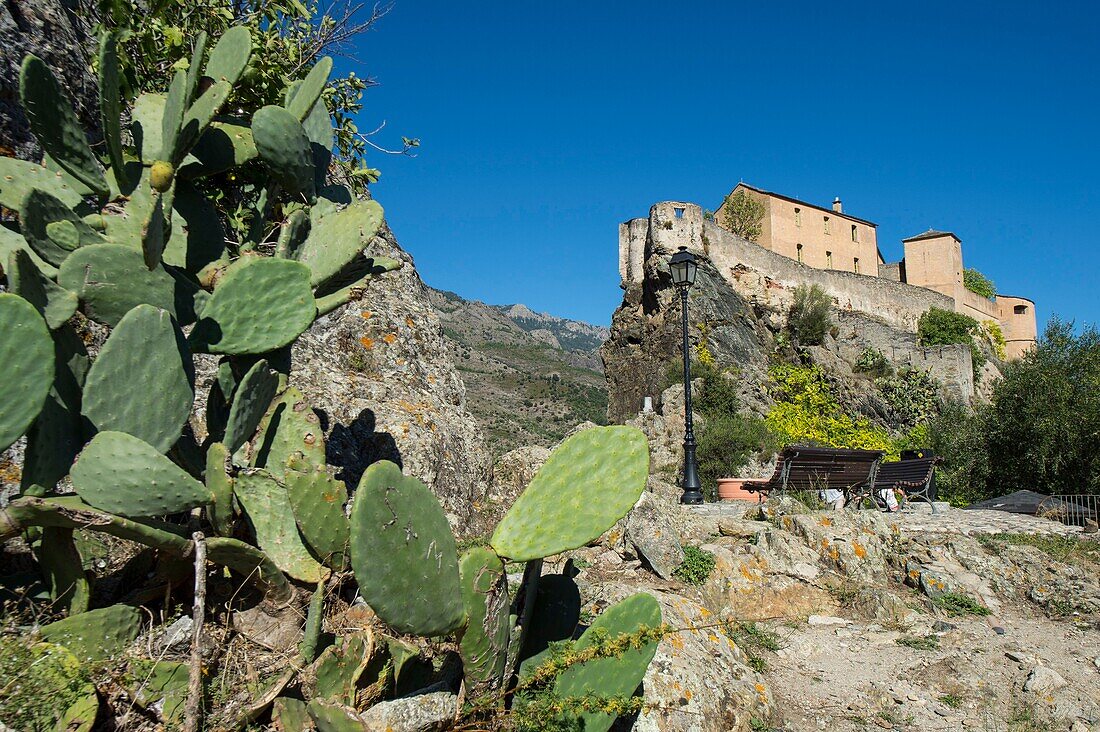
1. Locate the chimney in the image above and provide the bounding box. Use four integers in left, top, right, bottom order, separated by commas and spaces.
832, 197, 843, 213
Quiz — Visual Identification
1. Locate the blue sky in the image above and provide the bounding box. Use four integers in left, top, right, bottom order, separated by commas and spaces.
350, 1, 1098, 328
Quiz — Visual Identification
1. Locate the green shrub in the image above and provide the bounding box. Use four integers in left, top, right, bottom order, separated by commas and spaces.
788, 284, 832, 346
918, 307, 985, 376
720, 189, 766, 242
697, 413, 776, 500
934, 592, 991, 617
674, 546, 716, 585
877, 368, 939, 428
982, 320, 1008, 360
854, 347, 891, 378
895, 635, 939, 651
963, 268, 997, 300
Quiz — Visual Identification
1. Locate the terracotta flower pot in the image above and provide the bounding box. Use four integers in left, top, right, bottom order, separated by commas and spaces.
716, 478, 760, 502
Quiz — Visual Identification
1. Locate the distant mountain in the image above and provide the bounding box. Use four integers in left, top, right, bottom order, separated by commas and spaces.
427, 288, 609, 456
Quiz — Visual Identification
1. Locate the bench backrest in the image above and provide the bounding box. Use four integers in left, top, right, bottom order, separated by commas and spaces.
874, 457, 941, 489
783, 447, 883, 491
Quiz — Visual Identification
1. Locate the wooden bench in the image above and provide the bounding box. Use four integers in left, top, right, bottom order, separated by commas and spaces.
744, 446, 885, 507
873, 456, 943, 513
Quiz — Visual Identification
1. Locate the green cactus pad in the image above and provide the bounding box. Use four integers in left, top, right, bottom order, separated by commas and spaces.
162, 179, 227, 275
313, 631, 373, 705
275, 209, 311, 260
160, 69, 187, 162
252, 105, 316, 197
286, 57, 333, 122
180, 122, 258, 178
306, 699, 366, 732
7, 248, 77, 329
132, 93, 166, 164
130, 660, 188, 723
519, 573, 582, 663
141, 192, 168, 270
71, 431, 212, 517
175, 80, 232, 162
295, 200, 384, 287
205, 442, 235, 536
183, 31, 209, 107
551, 593, 662, 732
233, 471, 325, 583
0, 294, 54, 452
273, 697, 314, 732
458, 546, 510, 690
251, 386, 326, 477
58, 243, 187, 326
0, 218, 56, 281
98, 31, 128, 190
188, 257, 316, 355
21, 188, 105, 267
57, 686, 99, 732
35, 526, 89, 614
204, 25, 252, 86
285, 461, 349, 569
224, 359, 279, 454
81, 305, 193, 453
0, 156, 86, 211
491, 426, 649, 561
349, 461, 465, 637
38, 604, 142, 663
206, 536, 292, 604
19, 55, 108, 197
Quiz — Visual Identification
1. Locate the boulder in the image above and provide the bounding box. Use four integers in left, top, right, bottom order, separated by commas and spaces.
624, 491, 685, 579
359, 691, 458, 732
470, 445, 551, 537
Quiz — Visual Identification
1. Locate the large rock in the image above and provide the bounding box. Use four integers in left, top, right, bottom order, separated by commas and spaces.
469, 444, 551, 537
359, 690, 458, 732
1, 1, 100, 160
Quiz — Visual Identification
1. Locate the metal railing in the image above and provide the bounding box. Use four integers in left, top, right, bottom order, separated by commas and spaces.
1037, 494, 1099, 529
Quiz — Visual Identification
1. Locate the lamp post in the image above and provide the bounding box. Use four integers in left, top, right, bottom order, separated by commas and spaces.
669, 246, 703, 505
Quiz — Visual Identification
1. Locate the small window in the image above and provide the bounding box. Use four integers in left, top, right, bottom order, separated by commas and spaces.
824, 216, 830, 234
853, 257, 860, 274
1014, 305, 1028, 315
795, 208, 802, 227
851, 224, 858, 242
826, 251, 833, 268
674, 207, 684, 219
796, 243, 803, 263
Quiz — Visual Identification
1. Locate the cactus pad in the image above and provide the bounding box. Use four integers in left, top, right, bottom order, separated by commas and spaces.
458, 547, 510, 691
19, 55, 108, 197
132, 93, 166, 164
275, 209, 311, 260
71, 431, 212, 517
233, 471, 325, 583
0, 294, 54, 452
491, 426, 649, 561
180, 122, 257, 178
38, 604, 142, 663
306, 699, 366, 732
313, 631, 374, 705
160, 69, 187, 162
251, 386, 326, 476
286, 57, 333, 122
57, 243, 180, 326
188, 257, 316, 354
0, 157, 85, 211
224, 359, 279, 454
162, 180, 227, 275
349, 461, 465, 637
551, 592, 662, 732
98, 31, 127, 189
175, 81, 232, 161
519, 572, 582, 662
295, 200, 384, 286
81, 305, 194, 453
205, 442, 235, 536
206, 537, 292, 604
7, 248, 77, 329
204, 25, 252, 86
272, 698, 313, 731
21, 188, 104, 267
252, 105, 316, 197
285, 460, 349, 569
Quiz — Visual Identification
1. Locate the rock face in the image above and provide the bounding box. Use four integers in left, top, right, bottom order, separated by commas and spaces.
286, 225, 490, 530
1, 1, 100, 160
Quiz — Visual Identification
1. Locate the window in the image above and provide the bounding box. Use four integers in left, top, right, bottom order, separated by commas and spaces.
824, 216, 830, 234
853, 257, 860, 274
826, 251, 833, 268
674, 207, 684, 219
796, 243, 803, 263
795, 208, 802, 227
851, 224, 858, 242
1014, 305, 1028, 315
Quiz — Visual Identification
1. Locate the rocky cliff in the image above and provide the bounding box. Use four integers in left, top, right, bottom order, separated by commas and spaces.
427, 288, 608, 456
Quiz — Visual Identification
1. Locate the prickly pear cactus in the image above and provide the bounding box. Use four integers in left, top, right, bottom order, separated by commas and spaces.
349, 461, 465, 637
491, 426, 649, 561
7, 248, 78, 329
251, 386, 326, 476
285, 459, 349, 569
234, 471, 326, 583
223, 358, 279, 454
312, 631, 374, 705
38, 604, 142, 663
0, 293, 54, 452
458, 547, 511, 693
206, 537, 292, 604
252, 105, 316, 198
294, 199, 384, 286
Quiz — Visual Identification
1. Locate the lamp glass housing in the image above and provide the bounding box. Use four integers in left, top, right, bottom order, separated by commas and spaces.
669, 246, 697, 287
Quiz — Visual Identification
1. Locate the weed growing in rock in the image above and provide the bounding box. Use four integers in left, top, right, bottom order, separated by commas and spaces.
939, 693, 962, 708
674, 546, 716, 586
934, 592, 991, 617
721, 620, 781, 672
895, 634, 939, 650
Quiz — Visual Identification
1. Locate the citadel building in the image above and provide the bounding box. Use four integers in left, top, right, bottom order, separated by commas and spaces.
710, 184, 1037, 359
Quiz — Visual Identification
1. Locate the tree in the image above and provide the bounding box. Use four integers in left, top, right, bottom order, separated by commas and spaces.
788, 284, 833, 346
720, 189, 766, 242
963, 268, 997, 300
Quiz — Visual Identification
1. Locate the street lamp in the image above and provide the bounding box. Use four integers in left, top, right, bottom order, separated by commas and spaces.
669, 246, 703, 505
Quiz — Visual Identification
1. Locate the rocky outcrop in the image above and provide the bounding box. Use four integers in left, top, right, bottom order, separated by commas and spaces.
1, 1, 99, 161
